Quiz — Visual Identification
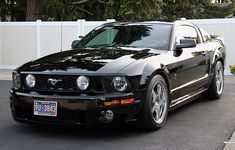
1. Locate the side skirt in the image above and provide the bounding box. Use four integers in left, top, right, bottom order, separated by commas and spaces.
169, 88, 208, 111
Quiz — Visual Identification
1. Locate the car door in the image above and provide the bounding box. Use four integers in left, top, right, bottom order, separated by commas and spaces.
176, 25, 209, 97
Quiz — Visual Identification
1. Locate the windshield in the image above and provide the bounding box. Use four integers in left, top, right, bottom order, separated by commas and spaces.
76, 24, 172, 50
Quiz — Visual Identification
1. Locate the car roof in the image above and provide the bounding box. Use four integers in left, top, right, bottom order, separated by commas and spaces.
101, 20, 195, 27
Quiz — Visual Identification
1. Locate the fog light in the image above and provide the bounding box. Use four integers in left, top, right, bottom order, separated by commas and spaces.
103, 110, 114, 121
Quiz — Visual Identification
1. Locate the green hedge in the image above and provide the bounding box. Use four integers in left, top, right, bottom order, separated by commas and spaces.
230, 65, 235, 74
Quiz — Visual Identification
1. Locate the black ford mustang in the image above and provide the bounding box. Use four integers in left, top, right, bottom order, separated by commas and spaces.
10, 21, 225, 130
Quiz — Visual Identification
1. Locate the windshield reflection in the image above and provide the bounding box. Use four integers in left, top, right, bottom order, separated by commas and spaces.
76, 24, 172, 50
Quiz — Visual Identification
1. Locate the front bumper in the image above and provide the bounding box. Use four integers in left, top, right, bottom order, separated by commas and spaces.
10, 89, 142, 126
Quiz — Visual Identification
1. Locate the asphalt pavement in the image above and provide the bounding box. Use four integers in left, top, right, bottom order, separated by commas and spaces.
0, 77, 235, 150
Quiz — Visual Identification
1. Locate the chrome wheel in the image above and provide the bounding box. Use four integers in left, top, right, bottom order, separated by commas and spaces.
142, 75, 169, 130
206, 61, 224, 100
216, 64, 224, 95
151, 82, 168, 124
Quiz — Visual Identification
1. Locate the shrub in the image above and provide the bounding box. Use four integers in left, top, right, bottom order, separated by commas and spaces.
230, 65, 235, 75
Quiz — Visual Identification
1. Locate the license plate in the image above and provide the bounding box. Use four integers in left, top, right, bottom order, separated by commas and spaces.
33, 101, 58, 117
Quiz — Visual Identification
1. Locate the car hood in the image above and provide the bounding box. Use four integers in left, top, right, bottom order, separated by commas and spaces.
18, 48, 161, 74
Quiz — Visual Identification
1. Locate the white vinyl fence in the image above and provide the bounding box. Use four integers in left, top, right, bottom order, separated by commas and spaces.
190, 18, 235, 74
0, 19, 115, 69
0, 18, 234, 73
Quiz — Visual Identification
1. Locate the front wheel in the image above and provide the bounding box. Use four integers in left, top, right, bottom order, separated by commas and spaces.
142, 75, 169, 130
206, 61, 224, 100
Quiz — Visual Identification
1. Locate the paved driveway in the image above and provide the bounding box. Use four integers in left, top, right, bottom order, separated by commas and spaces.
0, 77, 235, 150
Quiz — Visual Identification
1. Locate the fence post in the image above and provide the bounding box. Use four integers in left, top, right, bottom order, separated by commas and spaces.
60, 22, 63, 52
36, 20, 41, 58
77, 19, 85, 39
106, 19, 116, 22
0, 25, 2, 67
76, 20, 80, 38
81, 19, 85, 37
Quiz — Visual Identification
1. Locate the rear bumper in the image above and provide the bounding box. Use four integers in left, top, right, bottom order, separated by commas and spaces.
10, 89, 142, 126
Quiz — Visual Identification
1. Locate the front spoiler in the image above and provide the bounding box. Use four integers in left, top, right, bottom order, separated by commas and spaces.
10, 89, 142, 126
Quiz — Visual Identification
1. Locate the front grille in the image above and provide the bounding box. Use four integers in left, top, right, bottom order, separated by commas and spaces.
22, 74, 106, 93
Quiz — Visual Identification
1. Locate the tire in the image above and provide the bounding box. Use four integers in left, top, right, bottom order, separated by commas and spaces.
141, 75, 169, 130
206, 61, 224, 100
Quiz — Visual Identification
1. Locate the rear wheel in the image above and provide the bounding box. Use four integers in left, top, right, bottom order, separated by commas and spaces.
206, 61, 224, 100
142, 75, 169, 130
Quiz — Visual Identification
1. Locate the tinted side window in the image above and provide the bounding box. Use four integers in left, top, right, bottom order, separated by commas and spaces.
177, 25, 199, 44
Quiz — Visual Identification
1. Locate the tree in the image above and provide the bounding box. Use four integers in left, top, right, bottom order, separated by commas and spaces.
40, 0, 118, 21
201, 4, 234, 18
162, 0, 234, 21
0, 0, 26, 21
0, 0, 8, 21
0, 0, 234, 22
162, 0, 196, 21
117, 0, 163, 20
26, 0, 41, 21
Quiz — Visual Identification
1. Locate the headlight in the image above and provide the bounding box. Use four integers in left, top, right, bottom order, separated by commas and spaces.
25, 74, 36, 88
77, 76, 89, 90
112, 76, 127, 92
12, 72, 20, 88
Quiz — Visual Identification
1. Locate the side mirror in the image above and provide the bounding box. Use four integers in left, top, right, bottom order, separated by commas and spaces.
71, 40, 80, 49
176, 39, 196, 50
78, 36, 84, 39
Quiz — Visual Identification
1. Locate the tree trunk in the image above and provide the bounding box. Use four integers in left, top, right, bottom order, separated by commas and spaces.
0, 11, 6, 21
0, 0, 6, 21
26, 0, 41, 21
